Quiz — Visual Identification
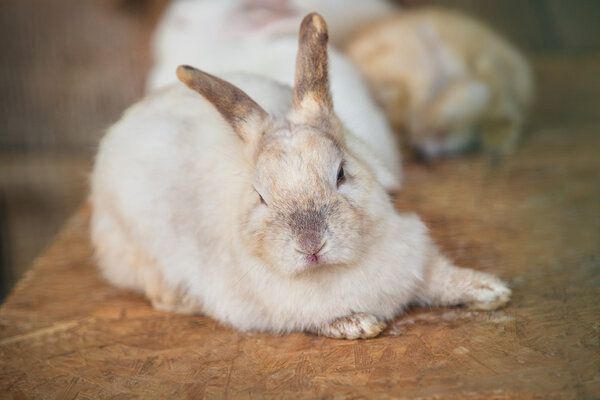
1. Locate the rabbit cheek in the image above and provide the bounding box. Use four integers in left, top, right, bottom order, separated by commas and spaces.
326, 206, 370, 264
240, 204, 275, 261
240, 207, 303, 275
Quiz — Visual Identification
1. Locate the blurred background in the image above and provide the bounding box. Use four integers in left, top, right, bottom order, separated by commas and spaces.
1, 0, 599, 301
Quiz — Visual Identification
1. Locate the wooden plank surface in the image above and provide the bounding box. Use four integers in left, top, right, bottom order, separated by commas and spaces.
1, 55, 600, 399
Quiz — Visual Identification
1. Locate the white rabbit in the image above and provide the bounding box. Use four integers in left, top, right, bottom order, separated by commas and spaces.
91, 14, 511, 339
146, 0, 402, 187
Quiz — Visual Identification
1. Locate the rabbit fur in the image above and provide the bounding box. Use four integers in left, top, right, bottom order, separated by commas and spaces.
146, 0, 402, 187
346, 7, 534, 159
91, 13, 511, 339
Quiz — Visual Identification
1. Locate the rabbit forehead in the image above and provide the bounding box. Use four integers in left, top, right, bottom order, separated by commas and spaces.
254, 128, 343, 196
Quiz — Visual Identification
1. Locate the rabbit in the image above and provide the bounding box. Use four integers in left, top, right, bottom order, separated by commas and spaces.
345, 7, 534, 160
146, 0, 403, 188
91, 14, 511, 339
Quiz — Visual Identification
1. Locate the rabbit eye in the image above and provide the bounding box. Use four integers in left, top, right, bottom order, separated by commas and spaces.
336, 164, 345, 187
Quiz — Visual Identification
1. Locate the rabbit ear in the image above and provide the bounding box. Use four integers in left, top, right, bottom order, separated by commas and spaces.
293, 13, 333, 117
177, 65, 269, 143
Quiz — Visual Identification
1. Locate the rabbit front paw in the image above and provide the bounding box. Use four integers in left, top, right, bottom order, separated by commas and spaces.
463, 273, 512, 311
317, 312, 387, 340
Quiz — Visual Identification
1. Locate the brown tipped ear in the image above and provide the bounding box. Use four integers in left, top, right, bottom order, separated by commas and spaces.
176, 65, 268, 142
293, 13, 333, 115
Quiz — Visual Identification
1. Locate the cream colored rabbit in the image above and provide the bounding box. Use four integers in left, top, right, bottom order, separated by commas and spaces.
91, 14, 510, 339
346, 7, 534, 159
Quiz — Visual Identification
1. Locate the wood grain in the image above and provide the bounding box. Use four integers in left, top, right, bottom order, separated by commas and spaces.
1, 58, 599, 400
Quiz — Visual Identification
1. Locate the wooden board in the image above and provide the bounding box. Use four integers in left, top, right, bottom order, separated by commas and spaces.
1, 55, 600, 398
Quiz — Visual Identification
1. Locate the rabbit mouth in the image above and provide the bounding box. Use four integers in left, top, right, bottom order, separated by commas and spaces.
305, 253, 321, 266
296, 249, 326, 266
295, 238, 330, 266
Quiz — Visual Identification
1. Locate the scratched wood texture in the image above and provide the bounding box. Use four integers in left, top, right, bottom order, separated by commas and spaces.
1, 53, 599, 399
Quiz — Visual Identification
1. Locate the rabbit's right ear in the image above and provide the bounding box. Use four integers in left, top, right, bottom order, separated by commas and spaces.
177, 65, 269, 143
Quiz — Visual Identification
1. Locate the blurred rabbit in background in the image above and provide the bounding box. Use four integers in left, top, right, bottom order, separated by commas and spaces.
346, 7, 534, 160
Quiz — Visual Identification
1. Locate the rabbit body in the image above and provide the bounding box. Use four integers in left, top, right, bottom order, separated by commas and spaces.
92, 75, 425, 334
146, 0, 402, 185
346, 7, 534, 159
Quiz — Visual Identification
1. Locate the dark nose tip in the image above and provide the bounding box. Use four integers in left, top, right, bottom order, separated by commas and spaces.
297, 230, 325, 255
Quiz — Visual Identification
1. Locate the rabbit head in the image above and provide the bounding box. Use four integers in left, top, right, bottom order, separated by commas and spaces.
177, 13, 388, 276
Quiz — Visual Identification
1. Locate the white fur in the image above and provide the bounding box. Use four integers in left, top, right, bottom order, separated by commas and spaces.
146, 0, 402, 187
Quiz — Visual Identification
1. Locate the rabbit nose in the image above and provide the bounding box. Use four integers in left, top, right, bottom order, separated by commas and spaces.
296, 230, 325, 255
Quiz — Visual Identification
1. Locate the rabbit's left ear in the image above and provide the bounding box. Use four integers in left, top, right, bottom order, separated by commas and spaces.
292, 13, 333, 119
177, 65, 268, 143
